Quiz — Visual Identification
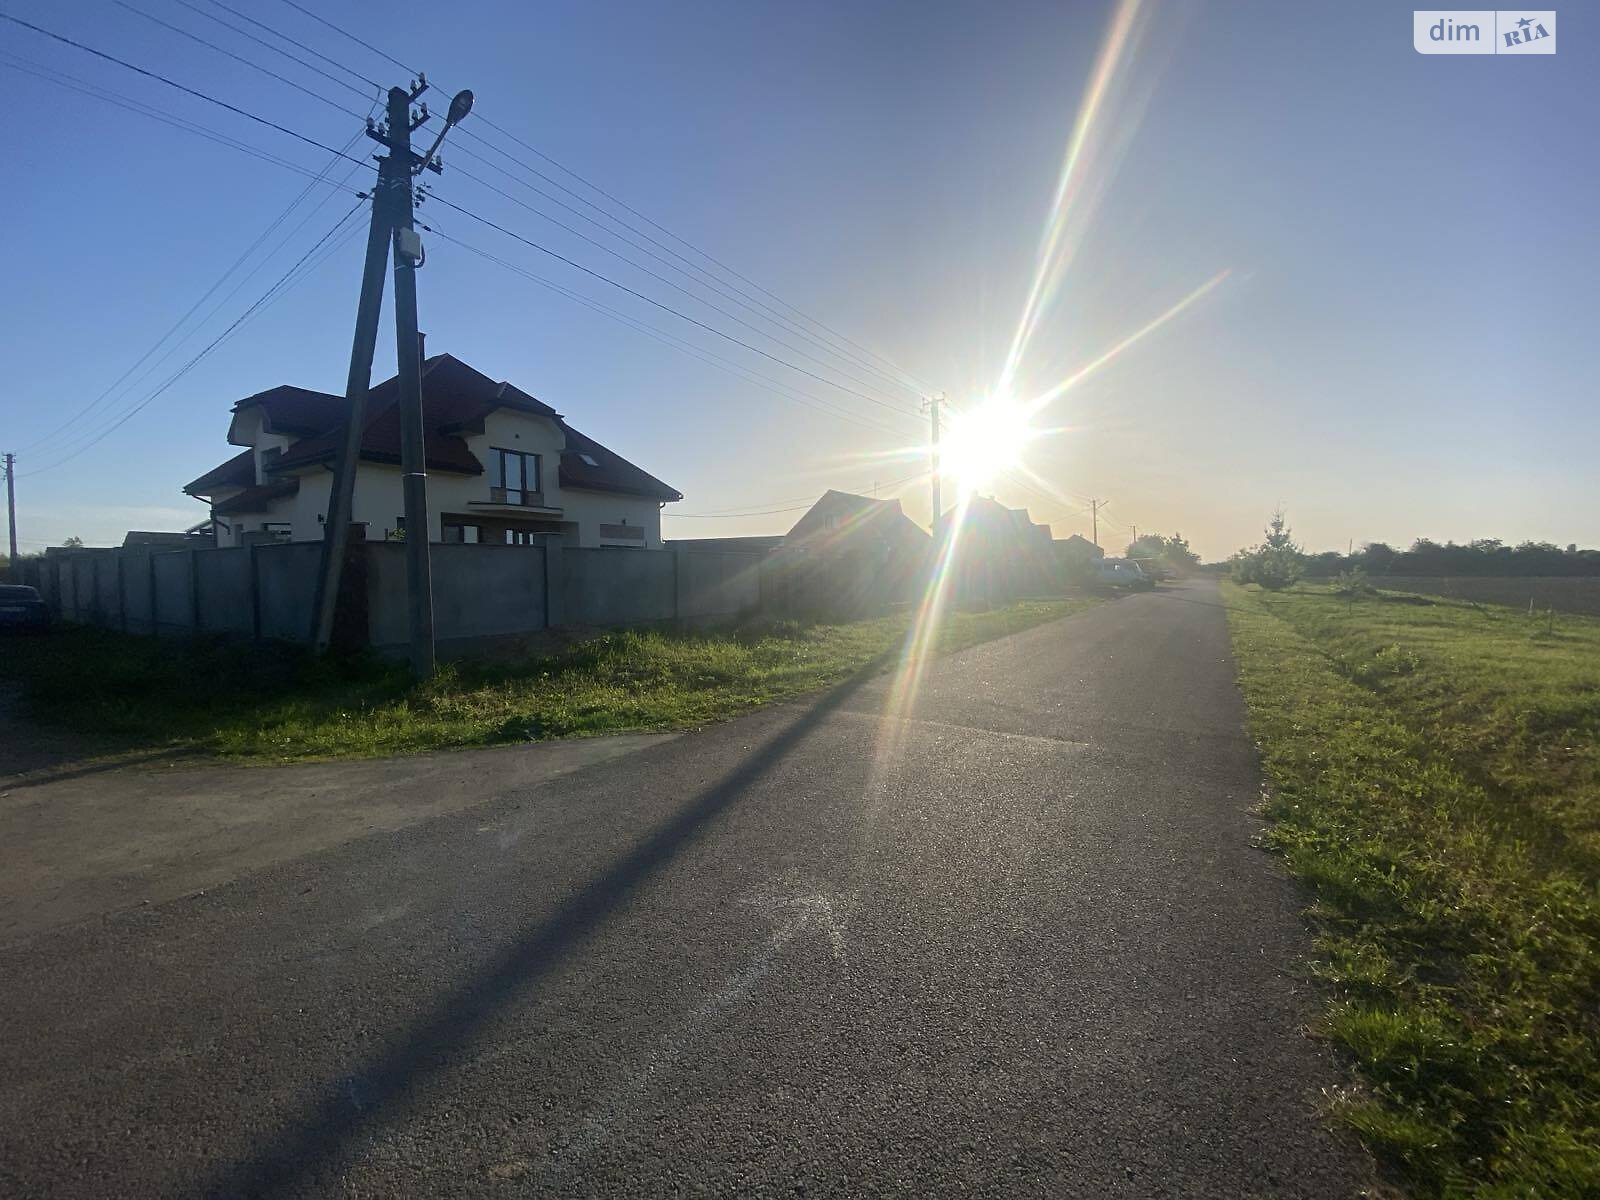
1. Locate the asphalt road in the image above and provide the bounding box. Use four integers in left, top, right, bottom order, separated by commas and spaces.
0, 580, 1371, 1198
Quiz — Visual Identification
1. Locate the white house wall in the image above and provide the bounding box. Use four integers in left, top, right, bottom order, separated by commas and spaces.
213, 405, 665, 547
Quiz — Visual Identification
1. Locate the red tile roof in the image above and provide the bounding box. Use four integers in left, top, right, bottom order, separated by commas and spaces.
211, 479, 299, 516
189, 354, 680, 502
184, 448, 254, 495
234, 385, 344, 434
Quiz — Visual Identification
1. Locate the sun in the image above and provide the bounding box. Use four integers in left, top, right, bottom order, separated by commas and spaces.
939, 396, 1037, 495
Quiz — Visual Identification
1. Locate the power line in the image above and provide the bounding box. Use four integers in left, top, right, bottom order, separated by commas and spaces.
431, 195, 921, 423
0, 12, 369, 167
192, 0, 381, 92
264, 0, 933, 394
1, 50, 363, 187
22, 199, 369, 478
443, 138, 920, 400
423, 224, 909, 437
443, 162, 918, 412
670, 471, 925, 518
19, 116, 374, 456
113, 0, 371, 119
445, 130, 923, 399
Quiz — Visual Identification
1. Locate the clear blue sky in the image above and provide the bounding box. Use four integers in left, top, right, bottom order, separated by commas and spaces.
4, 0, 1595, 561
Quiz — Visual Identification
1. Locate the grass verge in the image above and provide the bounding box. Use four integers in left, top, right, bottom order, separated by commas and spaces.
0, 598, 1095, 764
1223, 580, 1600, 1198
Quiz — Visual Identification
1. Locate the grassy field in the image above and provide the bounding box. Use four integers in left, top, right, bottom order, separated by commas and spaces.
0, 599, 1094, 765
1224, 581, 1600, 1197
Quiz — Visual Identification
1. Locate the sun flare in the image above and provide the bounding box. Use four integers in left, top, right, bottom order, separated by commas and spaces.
940, 397, 1038, 495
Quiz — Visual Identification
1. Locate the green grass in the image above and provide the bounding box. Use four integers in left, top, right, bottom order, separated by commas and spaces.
0, 599, 1095, 764
1223, 580, 1600, 1197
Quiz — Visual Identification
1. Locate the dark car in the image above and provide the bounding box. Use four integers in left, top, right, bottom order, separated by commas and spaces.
0, 584, 51, 633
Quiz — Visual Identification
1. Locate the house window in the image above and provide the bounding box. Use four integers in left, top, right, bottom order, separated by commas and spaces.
492, 448, 541, 505
505, 529, 539, 546
262, 522, 291, 542
442, 522, 481, 544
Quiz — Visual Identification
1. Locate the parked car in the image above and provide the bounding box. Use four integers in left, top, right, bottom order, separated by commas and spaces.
0, 584, 51, 633
1130, 557, 1173, 582
1091, 557, 1154, 591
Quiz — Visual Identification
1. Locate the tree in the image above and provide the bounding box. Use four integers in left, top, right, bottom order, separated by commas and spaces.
1232, 508, 1304, 591
61, 536, 83, 549
1124, 532, 1200, 574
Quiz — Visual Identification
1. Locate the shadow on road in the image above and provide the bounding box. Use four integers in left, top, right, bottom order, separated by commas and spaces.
201, 656, 894, 1198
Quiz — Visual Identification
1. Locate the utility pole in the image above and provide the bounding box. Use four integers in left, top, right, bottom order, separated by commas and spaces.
922, 393, 944, 530
307, 78, 472, 676
1131, 523, 1138, 546
1089, 497, 1105, 547
387, 83, 437, 679
3, 452, 16, 580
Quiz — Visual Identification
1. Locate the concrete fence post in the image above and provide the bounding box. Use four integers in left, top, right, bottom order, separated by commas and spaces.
672, 545, 688, 622
117, 551, 128, 634
148, 552, 159, 634
189, 548, 201, 632
543, 540, 564, 629
249, 543, 261, 641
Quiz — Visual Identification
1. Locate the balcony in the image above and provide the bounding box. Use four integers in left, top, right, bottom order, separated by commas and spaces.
467, 486, 563, 517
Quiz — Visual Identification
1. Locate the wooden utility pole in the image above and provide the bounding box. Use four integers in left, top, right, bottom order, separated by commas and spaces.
1089, 497, 1106, 547
3, 452, 16, 579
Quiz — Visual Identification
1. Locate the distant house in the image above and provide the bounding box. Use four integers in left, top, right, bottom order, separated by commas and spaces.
936, 495, 1063, 603
769, 490, 932, 616
1055, 532, 1104, 565
184, 353, 681, 550
121, 530, 208, 549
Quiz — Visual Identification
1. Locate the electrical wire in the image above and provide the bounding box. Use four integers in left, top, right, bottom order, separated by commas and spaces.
18, 114, 374, 456
422, 223, 909, 437
1, 50, 363, 187
266, 0, 935, 395
113, 0, 372, 119
444, 137, 922, 400
431, 195, 921, 422
445, 161, 919, 413
0, 11, 369, 167
193, 0, 381, 92
22, 199, 369, 477
670, 471, 925, 518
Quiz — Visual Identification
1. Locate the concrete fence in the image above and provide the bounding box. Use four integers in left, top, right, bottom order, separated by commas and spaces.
37, 540, 771, 655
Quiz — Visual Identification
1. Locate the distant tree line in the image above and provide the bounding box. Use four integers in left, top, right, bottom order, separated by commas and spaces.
1305, 538, 1600, 578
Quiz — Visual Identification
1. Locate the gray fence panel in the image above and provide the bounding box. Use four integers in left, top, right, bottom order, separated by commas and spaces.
255, 542, 321, 642
122, 551, 157, 634
433, 543, 546, 642
561, 547, 675, 627
194, 548, 256, 635
151, 551, 195, 636
676, 550, 762, 619
93, 553, 121, 628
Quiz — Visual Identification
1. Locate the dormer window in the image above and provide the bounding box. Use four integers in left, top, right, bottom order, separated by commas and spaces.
578, 453, 599, 467
257, 446, 282, 483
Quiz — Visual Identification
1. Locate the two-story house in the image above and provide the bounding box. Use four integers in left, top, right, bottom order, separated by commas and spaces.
184, 353, 681, 548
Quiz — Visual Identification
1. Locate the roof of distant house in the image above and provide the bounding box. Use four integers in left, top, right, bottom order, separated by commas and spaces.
786, 490, 928, 545
185, 354, 680, 502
